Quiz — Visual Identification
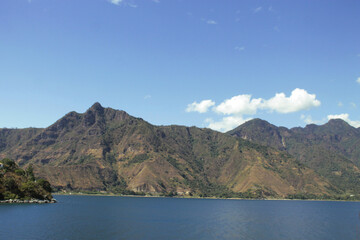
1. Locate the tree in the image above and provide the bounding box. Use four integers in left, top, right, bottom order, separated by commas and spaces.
26, 164, 35, 181
1, 158, 16, 170
37, 179, 52, 193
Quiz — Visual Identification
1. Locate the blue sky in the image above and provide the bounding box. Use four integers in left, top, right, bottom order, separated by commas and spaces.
1, 0, 360, 131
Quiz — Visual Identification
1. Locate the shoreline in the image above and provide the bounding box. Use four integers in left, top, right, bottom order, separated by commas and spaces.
52, 192, 360, 203
0, 198, 57, 204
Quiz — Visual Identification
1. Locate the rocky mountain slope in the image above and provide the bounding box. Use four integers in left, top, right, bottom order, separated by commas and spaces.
0, 103, 344, 198
228, 118, 360, 194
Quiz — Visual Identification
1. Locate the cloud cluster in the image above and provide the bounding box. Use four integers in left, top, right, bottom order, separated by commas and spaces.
327, 114, 360, 128
212, 88, 320, 115
206, 116, 250, 132
186, 100, 215, 113
186, 88, 321, 132
264, 88, 321, 113
357, 77, 360, 84
214, 95, 261, 115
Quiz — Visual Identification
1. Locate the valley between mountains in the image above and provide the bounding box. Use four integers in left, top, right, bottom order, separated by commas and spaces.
1, 103, 360, 199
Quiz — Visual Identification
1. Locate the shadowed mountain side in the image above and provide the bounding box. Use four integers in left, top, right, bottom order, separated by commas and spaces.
0, 103, 335, 198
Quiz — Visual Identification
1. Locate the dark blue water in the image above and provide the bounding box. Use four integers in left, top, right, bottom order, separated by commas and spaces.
1, 195, 360, 240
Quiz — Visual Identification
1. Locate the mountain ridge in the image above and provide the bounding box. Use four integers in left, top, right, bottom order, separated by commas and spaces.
228, 118, 360, 194
0, 103, 357, 199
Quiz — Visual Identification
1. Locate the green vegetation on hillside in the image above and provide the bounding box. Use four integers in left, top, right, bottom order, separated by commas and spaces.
0, 158, 53, 201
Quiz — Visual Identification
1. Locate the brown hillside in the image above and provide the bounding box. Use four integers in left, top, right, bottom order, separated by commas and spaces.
0, 103, 335, 198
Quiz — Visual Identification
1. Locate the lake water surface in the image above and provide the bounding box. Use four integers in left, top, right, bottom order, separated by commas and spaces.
1, 195, 360, 239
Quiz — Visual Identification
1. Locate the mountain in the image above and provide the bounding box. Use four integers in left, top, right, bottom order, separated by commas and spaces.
228, 118, 288, 151
0, 128, 42, 152
228, 118, 360, 194
0, 103, 334, 198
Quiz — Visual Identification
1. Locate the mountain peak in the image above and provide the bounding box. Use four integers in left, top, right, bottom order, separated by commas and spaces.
227, 118, 274, 134
327, 118, 349, 126
324, 119, 354, 131
245, 118, 272, 126
82, 102, 105, 127
227, 118, 288, 150
89, 102, 104, 112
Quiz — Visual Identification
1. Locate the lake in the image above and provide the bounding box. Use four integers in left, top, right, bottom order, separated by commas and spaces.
1, 195, 360, 240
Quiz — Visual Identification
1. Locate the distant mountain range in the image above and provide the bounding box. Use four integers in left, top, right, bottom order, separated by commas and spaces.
1, 103, 359, 199
228, 118, 360, 195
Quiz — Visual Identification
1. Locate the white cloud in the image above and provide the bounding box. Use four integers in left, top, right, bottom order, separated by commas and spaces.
301, 114, 322, 125
351, 102, 357, 108
235, 46, 245, 51
301, 114, 314, 124
357, 77, 360, 84
214, 88, 320, 115
215, 95, 262, 115
338, 102, 343, 107
186, 88, 321, 132
254, 6, 262, 13
186, 100, 215, 113
109, 0, 137, 7
327, 113, 360, 128
263, 88, 321, 113
206, 116, 251, 132
206, 20, 217, 25
152, 0, 160, 3
144, 95, 151, 100
110, 0, 123, 5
